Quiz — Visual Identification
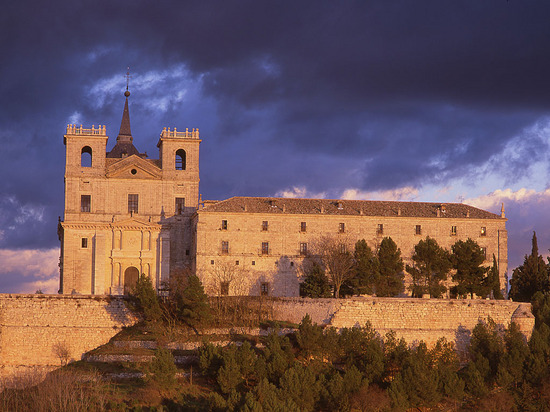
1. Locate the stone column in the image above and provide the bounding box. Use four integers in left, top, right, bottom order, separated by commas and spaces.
92, 232, 105, 295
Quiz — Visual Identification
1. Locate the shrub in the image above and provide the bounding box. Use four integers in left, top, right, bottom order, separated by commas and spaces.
146, 348, 178, 389
198, 342, 223, 377
296, 314, 324, 359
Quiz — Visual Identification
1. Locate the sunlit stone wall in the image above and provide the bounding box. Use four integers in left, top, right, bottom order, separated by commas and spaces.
0, 294, 138, 377
270, 297, 534, 353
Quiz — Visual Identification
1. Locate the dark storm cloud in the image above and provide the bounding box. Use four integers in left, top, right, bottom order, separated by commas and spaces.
1, 0, 550, 277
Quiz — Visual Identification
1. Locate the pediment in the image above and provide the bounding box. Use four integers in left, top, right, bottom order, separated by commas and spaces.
110, 216, 161, 230
106, 155, 161, 179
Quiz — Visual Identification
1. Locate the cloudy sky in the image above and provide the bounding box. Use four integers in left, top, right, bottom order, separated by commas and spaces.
2, 1, 550, 293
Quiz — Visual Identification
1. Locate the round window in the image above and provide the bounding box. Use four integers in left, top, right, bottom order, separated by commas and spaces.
131, 169, 137, 175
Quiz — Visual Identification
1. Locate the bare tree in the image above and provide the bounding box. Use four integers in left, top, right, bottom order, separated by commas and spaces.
52, 341, 71, 366
308, 235, 355, 298
207, 258, 248, 296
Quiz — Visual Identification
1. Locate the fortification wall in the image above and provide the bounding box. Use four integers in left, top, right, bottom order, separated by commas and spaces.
271, 297, 534, 353
0, 295, 534, 376
0, 294, 138, 376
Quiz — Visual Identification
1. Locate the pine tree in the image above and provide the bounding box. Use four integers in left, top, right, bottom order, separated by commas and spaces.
175, 274, 211, 329
451, 238, 490, 298
146, 348, 178, 389
300, 263, 332, 298
375, 237, 404, 297
131, 273, 162, 323
509, 232, 550, 302
407, 237, 452, 298
348, 239, 379, 296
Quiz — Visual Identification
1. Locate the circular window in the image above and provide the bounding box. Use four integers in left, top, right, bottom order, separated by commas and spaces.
131, 169, 137, 175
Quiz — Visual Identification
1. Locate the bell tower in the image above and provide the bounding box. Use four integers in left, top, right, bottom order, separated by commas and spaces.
157, 127, 201, 210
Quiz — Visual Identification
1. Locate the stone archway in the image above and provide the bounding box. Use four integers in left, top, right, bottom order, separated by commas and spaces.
124, 266, 139, 294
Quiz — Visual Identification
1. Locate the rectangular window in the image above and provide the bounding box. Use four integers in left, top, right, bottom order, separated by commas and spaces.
481, 227, 487, 236
300, 242, 308, 256
211, 260, 215, 265
480, 247, 487, 260
81, 238, 88, 248
81, 195, 91, 213
260, 282, 269, 296
175, 197, 185, 215
252, 261, 256, 266
339, 243, 347, 254
262, 221, 268, 231
235, 260, 239, 265
415, 225, 422, 235
262, 242, 269, 255
185, 249, 190, 256
451, 226, 457, 236
221, 220, 228, 230
128, 194, 139, 214
339, 222, 345, 233
220, 282, 229, 296
300, 222, 307, 232
221, 241, 229, 255
377, 224, 384, 235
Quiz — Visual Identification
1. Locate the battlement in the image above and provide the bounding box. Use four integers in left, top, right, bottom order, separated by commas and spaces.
66, 124, 107, 136
160, 127, 200, 139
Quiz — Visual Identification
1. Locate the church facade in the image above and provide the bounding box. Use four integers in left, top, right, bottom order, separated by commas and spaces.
58, 91, 200, 294
59, 93, 508, 297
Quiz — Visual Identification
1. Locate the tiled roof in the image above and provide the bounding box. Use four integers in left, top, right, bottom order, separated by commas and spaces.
107, 141, 146, 158
199, 197, 503, 219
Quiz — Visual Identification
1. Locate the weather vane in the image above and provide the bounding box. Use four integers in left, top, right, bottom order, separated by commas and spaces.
125, 67, 131, 91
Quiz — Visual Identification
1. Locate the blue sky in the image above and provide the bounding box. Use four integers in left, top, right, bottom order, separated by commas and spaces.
2, 1, 550, 293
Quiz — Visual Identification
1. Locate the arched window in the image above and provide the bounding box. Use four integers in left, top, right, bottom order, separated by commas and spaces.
175, 149, 186, 170
81, 146, 92, 167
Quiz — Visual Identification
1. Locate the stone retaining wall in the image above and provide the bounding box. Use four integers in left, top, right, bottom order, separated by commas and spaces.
0, 295, 534, 376
271, 297, 534, 352
0, 294, 138, 376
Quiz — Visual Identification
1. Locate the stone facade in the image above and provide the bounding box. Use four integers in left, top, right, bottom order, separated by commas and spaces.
194, 197, 508, 298
59, 93, 508, 298
59, 92, 201, 294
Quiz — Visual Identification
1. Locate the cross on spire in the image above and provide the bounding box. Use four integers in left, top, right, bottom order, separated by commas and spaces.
125, 67, 131, 92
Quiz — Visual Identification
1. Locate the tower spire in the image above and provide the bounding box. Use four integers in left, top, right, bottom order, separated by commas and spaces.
107, 67, 144, 158
117, 67, 132, 142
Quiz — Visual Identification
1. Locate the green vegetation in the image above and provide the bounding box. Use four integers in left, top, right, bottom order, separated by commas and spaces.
451, 238, 491, 298
487, 254, 504, 300
374, 237, 405, 297
130, 273, 162, 324
299, 262, 332, 298
407, 236, 452, 298
509, 232, 550, 302
347, 239, 379, 296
